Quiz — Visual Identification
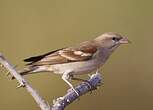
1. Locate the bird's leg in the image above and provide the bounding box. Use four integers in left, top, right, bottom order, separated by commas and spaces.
62, 72, 79, 96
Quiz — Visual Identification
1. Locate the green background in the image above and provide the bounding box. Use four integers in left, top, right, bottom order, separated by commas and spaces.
0, 0, 153, 110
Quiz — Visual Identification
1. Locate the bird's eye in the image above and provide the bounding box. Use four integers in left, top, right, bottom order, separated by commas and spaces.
112, 37, 117, 41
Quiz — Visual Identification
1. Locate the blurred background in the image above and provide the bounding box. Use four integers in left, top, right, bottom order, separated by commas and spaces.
0, 0, 153, 110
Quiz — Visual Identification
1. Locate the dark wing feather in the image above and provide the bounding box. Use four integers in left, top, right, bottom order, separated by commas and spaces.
25, 41, 97, 66
24, 48, 64, 65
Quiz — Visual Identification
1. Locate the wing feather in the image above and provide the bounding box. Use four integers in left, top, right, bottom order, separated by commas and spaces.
25, 41, 97, 66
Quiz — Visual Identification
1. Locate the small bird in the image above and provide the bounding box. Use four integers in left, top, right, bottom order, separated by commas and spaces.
14, 32, 130, 95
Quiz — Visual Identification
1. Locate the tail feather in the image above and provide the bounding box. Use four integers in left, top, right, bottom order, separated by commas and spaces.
11, 66, 38, 79
11, 65, 51, 79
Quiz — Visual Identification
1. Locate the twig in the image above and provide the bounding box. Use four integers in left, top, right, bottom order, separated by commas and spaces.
0, 53, 103, 110
0, 53, 50, 110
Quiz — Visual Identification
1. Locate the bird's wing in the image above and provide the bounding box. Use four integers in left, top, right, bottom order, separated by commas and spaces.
24, 41, 98, 66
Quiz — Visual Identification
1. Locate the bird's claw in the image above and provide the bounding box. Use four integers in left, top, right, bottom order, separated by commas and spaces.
72, 88, 80, 97
68, 87, 80, 97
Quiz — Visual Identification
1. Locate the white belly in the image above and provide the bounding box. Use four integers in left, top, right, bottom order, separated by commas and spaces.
50, 59, 103, 75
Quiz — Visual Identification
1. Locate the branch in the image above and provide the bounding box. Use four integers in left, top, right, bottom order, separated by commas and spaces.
0, 53, 50, 110
51, 73, 102, 110
0, 53, 103, 110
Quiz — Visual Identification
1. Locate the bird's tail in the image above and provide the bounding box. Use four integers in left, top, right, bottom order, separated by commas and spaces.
11, 66, 38, 79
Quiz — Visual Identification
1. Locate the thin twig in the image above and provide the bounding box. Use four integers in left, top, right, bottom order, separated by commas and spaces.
0, 53, 50, 110
0, 53, 103, 110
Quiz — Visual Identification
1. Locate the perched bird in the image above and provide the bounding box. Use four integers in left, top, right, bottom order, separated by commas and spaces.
14, 32, 130, 95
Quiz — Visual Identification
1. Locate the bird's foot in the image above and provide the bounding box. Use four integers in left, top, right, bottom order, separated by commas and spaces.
70, 87, 80, 97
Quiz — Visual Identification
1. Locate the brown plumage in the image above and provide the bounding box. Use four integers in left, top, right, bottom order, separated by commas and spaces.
24, 41, 97, 66
14, 32, 130, 95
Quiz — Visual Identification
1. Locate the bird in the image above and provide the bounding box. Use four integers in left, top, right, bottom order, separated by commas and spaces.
13, 32, 130, 96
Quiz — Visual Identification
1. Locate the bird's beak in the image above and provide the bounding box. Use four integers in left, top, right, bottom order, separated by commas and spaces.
119, 37, 131, 44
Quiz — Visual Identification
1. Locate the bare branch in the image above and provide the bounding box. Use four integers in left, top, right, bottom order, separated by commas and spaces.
0, 53, 103, 110
0, 53, 50, 110
51, 73, 102, 110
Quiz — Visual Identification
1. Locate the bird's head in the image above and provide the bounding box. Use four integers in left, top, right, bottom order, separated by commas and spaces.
94, 32, 130, 50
